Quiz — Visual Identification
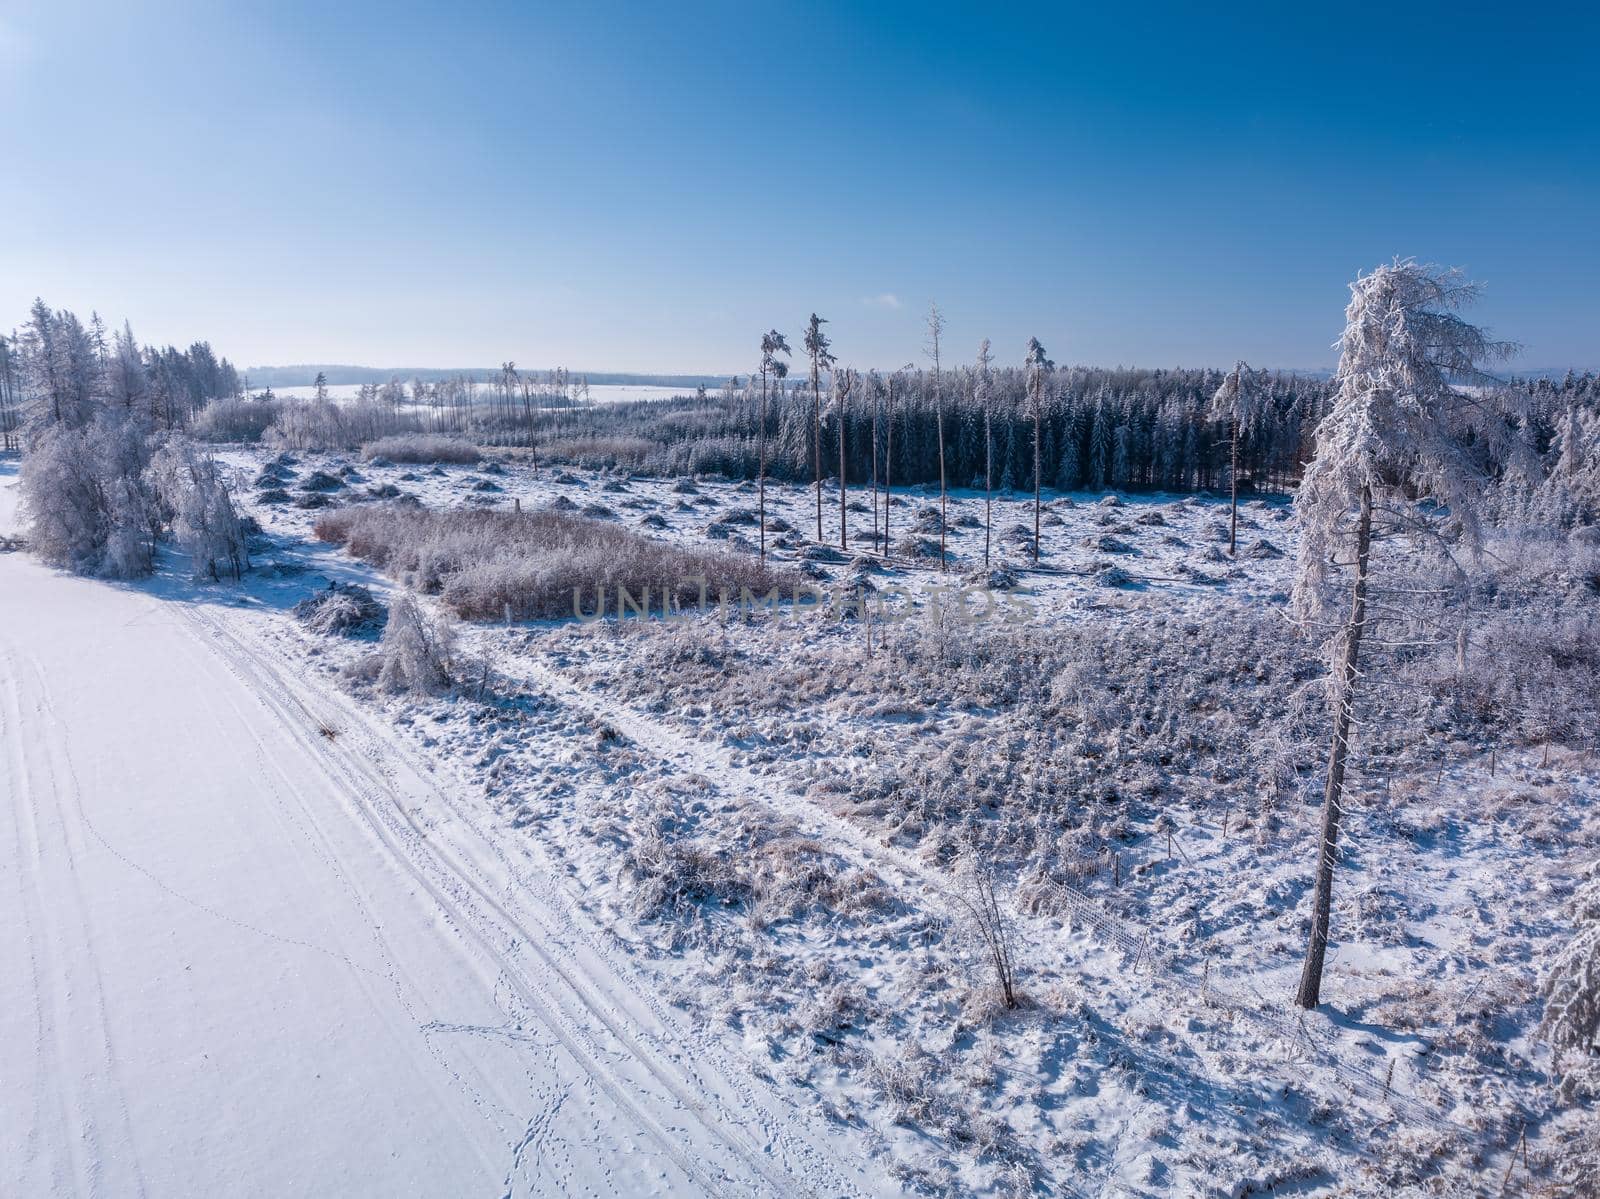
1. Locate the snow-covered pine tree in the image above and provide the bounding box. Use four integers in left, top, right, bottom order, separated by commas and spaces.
109, 321, 146, 414
1292, 260, 1517, 1010
1025, 338, 1054, 564
757, 330, 791, 564
1210, 360, 1265, 555
804, 313, 835, 542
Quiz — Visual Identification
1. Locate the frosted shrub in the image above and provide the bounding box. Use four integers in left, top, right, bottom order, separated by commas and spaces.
151, 439, 250, 580
293, 582, 387, 636
1539, 871, 1600, 1101
315, 504, 796, 620
190, 396, 281, 443
265, 398, 422, 451
20, 412, 157, 578
359, 434, 481, 464
374, 592, 456, 696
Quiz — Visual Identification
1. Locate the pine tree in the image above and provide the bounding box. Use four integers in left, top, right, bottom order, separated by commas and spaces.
1210, 360, 1266, 555
758, 330, 791, 563
1025, 338, 1054, 563
804, 313, 835, 541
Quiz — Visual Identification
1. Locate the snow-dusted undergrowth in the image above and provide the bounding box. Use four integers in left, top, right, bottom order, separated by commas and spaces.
229, 440, 1600, 1196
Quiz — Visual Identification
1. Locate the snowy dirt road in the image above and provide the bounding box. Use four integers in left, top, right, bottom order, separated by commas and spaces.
0, 468, 877, 1199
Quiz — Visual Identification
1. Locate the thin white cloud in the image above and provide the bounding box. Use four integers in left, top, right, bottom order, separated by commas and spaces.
861, 293, 902, 310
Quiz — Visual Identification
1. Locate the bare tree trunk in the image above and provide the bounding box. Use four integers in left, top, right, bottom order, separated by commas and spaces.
758, 366, 768, 565
984, 407, 992, 567
812, 365, 823, 542
871, 386, 880, 551
838, 386, 848, 550
935, 375, 947, 571
885, 378, 894, 557
1032, 377, 1043, 564
1296, 481, 1373, 1010
1228, 417, 1239, 556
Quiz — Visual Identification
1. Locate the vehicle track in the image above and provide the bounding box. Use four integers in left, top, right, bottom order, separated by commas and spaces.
178, 603, 862, 1199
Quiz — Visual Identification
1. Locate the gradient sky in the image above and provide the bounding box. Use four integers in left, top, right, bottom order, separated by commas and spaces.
3, 0, 1596, 374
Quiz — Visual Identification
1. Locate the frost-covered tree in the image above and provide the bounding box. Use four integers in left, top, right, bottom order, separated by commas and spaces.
0, 334, 19, 453
804, 313, 835, 542
1293, 260, 1515, 1010
108, 321, 147, 415
1025, 338, 1053, 564
152, 439, 250, 581
1210, 360, 1265, 555
20, 411, 157, 577
1540, 871, 1600, 1102
377, 592, 457, 696
976, 339, 995, 565
757, 329, 791, 563
20, 300, 100, 433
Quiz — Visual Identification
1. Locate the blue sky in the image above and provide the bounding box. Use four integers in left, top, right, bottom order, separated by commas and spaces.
2, 1, 1596, 374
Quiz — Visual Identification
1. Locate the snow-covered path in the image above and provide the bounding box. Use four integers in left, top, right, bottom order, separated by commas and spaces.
0, 467, 872, 1198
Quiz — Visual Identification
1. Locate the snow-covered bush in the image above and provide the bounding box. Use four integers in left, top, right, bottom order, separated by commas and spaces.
359, 434, 481, 464
373, 592, 456, 695
151, 439, 250, 580
293, 582, 387, 636
265, 398, 422, 452
190, 396, 281, 443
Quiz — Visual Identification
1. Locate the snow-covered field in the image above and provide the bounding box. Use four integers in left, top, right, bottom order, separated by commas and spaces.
4, 445, 1596, 1197
0, 460, 889, 1198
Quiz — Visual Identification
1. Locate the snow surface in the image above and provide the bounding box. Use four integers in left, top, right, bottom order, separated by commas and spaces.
6, 444, 1595, 1196
0, 458, 890, 1198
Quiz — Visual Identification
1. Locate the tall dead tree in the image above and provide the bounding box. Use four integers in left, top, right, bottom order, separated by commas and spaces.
926, 303, 948, 570
757, 330, 791, 565
836, 367, 856, 549
976, 338, 994, 566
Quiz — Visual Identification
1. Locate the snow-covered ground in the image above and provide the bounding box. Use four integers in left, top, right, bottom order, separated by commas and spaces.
5, 445, 1595, 1197
0, 459, 889, 1198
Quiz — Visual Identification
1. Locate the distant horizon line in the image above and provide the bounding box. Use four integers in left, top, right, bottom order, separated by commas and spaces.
241, 361, 1599, 388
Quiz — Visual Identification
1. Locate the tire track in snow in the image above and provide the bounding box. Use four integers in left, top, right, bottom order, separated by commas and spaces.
0, 647, 82, 1198
2, 644, 150, 1198
177, 604, 854, 1199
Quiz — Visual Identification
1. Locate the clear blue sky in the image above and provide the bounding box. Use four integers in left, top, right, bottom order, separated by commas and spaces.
3, 0, 1596, 374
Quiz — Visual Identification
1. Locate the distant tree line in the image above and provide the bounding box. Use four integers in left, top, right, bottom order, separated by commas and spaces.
0, 299, 240, 441
538, 363, 1333, 495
